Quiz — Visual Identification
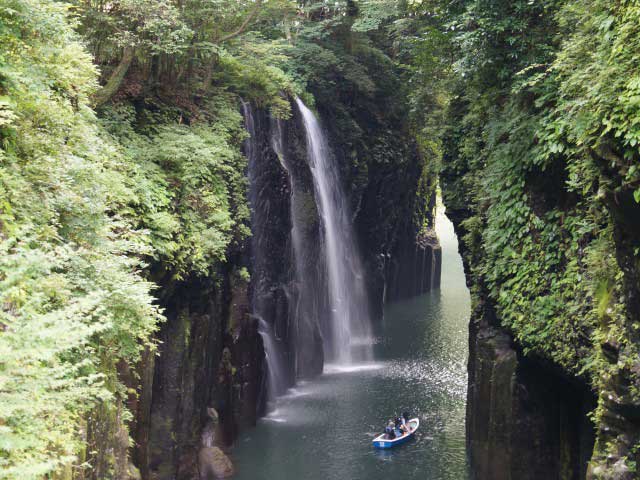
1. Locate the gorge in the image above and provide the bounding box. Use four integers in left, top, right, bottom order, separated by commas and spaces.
232, 200, 468, 480
1, 1, 640, 480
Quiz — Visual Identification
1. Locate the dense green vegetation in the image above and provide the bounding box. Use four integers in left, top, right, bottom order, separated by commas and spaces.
1, 0, 639, 477
435, 0, 640, 474
0, 2, 161, 475
0, 0, 274, 476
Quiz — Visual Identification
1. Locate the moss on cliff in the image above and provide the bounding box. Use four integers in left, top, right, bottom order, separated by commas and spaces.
440, 0, 640, 476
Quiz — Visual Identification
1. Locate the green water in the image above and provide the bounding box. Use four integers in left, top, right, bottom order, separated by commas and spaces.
232, 208, 470, 479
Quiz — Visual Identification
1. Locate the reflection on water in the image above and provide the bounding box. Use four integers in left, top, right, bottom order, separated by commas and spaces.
232, 206, 470, 480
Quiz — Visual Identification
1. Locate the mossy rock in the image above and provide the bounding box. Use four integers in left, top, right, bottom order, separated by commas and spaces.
198, 447, 235, 479
127, 462, 142, 480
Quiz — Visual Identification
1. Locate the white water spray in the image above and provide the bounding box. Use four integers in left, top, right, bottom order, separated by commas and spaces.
242, 100, 288, 404
295, 97, 372, 364
257, 317, 287, 402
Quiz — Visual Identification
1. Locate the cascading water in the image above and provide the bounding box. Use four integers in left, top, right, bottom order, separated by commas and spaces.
270, 119, 305, 357
270, 119, 305, 280
270, 116, 326, 377
257, 317, 287, 401
242, 100, 287, 404
295, 97, 372, 364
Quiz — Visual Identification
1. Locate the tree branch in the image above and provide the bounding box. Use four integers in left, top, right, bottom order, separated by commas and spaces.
94, 46, 135, 107
200, 0, 263, 92
218, 0, 263, 43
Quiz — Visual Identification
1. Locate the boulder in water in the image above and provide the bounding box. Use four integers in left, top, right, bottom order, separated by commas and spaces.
198, 446, 234, 479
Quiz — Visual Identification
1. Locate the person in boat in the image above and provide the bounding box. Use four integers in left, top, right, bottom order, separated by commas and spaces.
385, 420, 396, 440
394, 416, 403, 433
402, 412, 411, 433
395, 416, 409, 436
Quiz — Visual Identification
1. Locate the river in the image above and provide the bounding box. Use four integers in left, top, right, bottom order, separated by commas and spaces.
232, 204, 470, 479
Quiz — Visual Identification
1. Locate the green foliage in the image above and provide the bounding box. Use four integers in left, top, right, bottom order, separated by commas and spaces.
351, 0, 399, 32
236, 266, 251, 283
439, 0, 640, 471
101, 96, 250, 278
77, 0, 192, 54
550, 0, 640, 201
215, 37, 298, 116
477, 101, 603, 371
0, 0, 162, 477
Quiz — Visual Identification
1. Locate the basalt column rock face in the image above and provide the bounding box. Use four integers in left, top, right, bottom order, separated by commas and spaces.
443, 188, 598, 479
243, 101, 297, 398
133, 266, 262, 480
141, 274, 222, 480
384, 230, 442, 302
466, 298, 595, 480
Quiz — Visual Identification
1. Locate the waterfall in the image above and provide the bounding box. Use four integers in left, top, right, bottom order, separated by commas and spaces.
430, 249, 437, 291
270, 119, 305, 281
270, 116, 324, 377
295, 97, 372, 364
242, 100, 286, 403
257, 317, 287, 402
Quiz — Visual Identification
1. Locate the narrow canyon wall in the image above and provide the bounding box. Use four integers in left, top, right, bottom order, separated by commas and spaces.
121, 96, 442, 480
438, 1, 640, 476
132, 266, 262, 480
441, 96, 640, 480
465, 295, 595, 480
444, 188, 600, 480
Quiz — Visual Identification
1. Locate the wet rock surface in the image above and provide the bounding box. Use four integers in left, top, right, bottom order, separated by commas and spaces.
198, 447, 235, 479
464, 296, 597, 480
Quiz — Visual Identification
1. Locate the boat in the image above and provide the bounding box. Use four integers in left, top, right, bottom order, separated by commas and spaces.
372, 418, 420, 449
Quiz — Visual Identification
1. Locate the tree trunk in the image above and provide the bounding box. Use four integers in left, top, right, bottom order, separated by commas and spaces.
94, 46, 135, 107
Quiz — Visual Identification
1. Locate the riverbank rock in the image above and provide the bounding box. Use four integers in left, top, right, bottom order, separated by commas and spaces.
589, 457, 634, 480
198, 447, 235, 479
127, 462, 142, 480
466, 299, 596, 480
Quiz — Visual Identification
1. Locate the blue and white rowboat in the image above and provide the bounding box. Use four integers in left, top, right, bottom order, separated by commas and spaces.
372, 418, 419, 449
